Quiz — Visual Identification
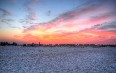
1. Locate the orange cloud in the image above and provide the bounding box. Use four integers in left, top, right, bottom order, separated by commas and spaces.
2, 0, 116, 44
22, 9, 115, 44
21, 26, 116, 44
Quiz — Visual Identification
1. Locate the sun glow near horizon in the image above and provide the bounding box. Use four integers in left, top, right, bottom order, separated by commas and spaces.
0, 0, 116, 44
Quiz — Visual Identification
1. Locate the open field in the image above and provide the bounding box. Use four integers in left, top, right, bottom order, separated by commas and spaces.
0, 46, 116, 73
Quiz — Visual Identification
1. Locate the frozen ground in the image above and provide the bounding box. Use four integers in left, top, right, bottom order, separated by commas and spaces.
0, 46, 116, 73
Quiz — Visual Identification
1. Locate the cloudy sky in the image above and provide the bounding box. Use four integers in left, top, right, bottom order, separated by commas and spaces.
0, 0, 116, 44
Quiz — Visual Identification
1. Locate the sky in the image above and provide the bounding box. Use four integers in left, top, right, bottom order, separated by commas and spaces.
0, 0, 116, 44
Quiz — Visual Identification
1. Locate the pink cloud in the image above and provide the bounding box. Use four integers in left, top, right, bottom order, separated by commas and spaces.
21, 0, 116, 44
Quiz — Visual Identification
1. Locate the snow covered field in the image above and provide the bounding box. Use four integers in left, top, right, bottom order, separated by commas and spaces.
0, 46, 116, 73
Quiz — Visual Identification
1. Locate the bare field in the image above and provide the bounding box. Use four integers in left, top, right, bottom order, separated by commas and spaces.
0, 46, 116, 73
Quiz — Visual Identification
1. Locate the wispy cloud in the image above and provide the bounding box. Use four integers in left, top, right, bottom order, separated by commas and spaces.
0, 19, 14, 27
0, 8, 12, 17
92, 21, 116, 31
1, 0, 115, 44
20, 0, 116, 44
23, 0, 40, 24
24, 0, 115, 33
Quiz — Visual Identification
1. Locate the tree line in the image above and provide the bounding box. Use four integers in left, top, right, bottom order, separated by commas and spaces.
0, 42, 17, 46
0, 42, 116, 47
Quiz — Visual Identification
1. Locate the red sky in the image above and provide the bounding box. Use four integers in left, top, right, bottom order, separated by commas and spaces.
0, 0, 116, 44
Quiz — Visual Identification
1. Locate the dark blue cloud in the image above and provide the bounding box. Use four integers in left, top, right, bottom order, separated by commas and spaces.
55, 0, 116, 21
92, 21, 116, 31
0, 8, 12, 17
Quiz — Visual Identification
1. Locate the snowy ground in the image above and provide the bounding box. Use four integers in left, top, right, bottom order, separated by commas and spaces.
0, 46, 116, 73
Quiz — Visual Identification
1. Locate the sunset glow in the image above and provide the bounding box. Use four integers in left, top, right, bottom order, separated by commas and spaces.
0, 0, 116, 44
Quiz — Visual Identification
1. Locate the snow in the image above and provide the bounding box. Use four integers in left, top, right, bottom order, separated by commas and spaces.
0, 46, 116, 73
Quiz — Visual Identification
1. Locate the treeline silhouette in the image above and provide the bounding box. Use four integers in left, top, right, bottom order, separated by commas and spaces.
0, 42, 116, 47
0, 42, 17, 46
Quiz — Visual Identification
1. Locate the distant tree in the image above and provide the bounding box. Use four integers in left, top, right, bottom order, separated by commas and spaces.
0, 42, 10, 46
12, 42, 17, 46
28, 43, 36, 47
22, 44, 26, 46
